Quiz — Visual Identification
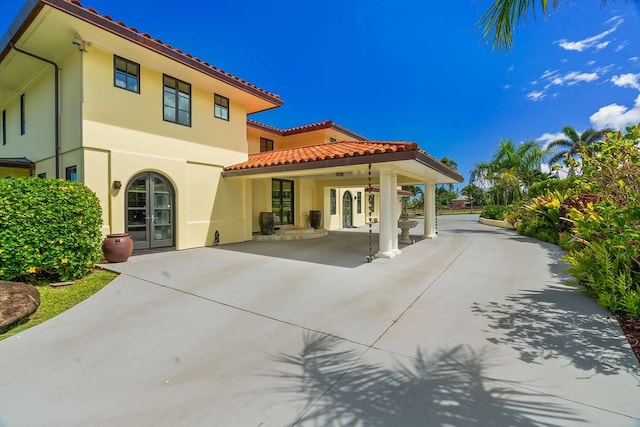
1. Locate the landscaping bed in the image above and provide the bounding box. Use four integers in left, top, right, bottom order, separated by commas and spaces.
618, 315, 640, 364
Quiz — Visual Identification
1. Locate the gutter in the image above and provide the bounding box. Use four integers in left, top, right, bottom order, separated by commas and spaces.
9, 43, 61, 179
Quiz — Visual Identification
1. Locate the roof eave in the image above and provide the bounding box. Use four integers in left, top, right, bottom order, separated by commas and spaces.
0, 0, 43, 64
416, 152, 464, 182
222, 151, 417, 178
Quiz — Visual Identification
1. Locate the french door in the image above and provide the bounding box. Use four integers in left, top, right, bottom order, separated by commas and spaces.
272, 179, 294, 226
126, 172, 175, 250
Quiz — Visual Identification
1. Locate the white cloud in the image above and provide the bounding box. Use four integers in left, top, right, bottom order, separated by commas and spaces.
507, 65, 515, 72
590, 95, 640, 130
527, 91, 546, 101
586, 60, 596, 66
555, 16, 624, 52
536, 131, 567, 149
616, 41, 628, 52
630, 57, 639, 63
546, 71, 599, 88
611, 73, 640, 91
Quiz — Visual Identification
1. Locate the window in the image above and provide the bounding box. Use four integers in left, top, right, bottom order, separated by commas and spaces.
65, 165, 77, 182
369, 193, 375, 213
357, 191, 362, 214
330, 189, 337, 215
163, 75, 191, 126
214, 94, 229, 121
114, 55, 140, 93
37, 172, 46, 179
2, 110, 6, 145
20, 94, 25, 135
260, 137, 274, 152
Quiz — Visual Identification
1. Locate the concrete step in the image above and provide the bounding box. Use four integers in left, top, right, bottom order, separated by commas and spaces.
253, 229, 328, 241
275, 227, 316, 235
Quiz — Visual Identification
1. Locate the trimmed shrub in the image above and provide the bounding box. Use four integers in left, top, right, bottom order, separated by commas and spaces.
0, 178, 103, 281
480, 204, 506, 220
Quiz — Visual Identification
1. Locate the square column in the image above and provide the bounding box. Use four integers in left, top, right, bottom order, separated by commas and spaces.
423, 182, 437, 239
376, 169, 397, 258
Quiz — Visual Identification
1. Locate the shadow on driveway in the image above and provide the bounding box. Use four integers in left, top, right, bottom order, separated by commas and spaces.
268, 332, 583, 426
213, 231, 424, 268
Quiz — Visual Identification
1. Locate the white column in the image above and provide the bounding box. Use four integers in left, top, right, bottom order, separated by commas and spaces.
390, 172, 401, 255
424, 183, 437, 239
376, 169, 396, 258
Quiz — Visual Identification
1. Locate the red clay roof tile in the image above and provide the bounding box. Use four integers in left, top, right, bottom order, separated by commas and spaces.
225, 141, 418, 171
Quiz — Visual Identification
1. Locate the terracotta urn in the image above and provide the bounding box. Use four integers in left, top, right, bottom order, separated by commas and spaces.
102, 233, 134, 263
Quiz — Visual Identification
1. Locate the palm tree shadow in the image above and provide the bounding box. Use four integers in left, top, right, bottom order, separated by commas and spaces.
472, 286, 640, 376
268, 332, 583, 426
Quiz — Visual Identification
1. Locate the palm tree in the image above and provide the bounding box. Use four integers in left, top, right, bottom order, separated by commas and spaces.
478, 0, 624, 51
470, 139, 548, 205
440, 157, 458, 192
547, 126, 613, 166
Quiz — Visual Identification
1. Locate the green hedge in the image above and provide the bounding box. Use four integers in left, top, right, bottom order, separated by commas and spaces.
480, 204, 507, 220
0, 178, 103, 281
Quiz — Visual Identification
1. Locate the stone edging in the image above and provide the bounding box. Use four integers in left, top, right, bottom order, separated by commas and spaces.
479, 217, 517, 230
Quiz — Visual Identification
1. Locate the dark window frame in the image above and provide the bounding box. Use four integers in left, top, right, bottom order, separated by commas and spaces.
65, 165, 77, 182
330, 189, 337, 215
214, 93, 229, 121
260, 137, 274, 152
163, 74, 191, 127
2, 110, 6, 145
114, 55, 140, 93
20, 94, 25, 135
357, 191, 362, 214
369, 193, 375, 213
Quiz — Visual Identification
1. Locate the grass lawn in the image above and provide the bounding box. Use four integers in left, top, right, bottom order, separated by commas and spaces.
0, 269, 117, 341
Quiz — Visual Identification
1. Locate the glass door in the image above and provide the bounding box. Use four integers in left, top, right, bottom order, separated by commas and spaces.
272, 179, 294, 226
343, 191, 353, 228
126, 172, 175, 250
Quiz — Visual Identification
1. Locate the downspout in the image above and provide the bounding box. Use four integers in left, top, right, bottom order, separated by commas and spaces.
9, 43, 60, 179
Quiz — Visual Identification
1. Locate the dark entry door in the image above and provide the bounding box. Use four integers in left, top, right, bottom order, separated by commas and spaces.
272, 179, 294, 226
343, 191, 353, 228
126, 172, 175, 250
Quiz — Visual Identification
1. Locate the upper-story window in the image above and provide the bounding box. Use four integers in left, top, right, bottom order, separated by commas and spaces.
260, 137, 274, 152
20, 94, 26, 135
163, 75, 191, 127
214, 94, 229, 121
114, 56, 140, 93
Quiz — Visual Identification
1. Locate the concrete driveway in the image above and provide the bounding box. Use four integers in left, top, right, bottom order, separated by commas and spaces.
1, 215, 639, 426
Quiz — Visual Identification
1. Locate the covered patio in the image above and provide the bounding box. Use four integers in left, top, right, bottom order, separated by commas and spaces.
222, 141, 463, 258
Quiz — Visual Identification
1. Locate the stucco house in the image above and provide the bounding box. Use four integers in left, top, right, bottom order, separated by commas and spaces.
0, 0, 462, 258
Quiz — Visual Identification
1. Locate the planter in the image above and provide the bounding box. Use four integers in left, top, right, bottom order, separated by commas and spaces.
309, 210, 323, 229
259, 212, 275, 235
102, 233, 134, 263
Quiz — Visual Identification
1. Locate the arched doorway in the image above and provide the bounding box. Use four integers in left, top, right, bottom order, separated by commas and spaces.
126, 172, 175, 250
342, 191, 353, 228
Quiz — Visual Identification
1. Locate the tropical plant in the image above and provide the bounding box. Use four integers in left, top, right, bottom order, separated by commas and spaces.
478, 0, 632, 51
440, 157, 459, 192
481, 204, 507, 220
547, 125, 613, 167
471, 138, 549, 205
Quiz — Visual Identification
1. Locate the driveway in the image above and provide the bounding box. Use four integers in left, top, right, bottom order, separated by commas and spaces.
1, 215, 638, 426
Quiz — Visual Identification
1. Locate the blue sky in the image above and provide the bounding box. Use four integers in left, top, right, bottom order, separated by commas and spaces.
2, 1, 639, 186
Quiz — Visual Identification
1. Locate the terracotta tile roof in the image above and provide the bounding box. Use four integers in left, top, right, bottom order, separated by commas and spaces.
247, 119, 367, 140
1, 0, 281, 106
225, 141, 418, 171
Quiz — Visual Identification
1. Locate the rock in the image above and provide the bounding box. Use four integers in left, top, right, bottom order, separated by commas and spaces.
0, 281, 41, 330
